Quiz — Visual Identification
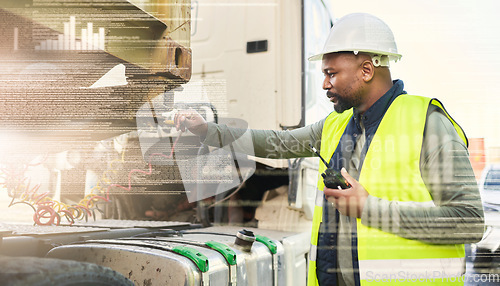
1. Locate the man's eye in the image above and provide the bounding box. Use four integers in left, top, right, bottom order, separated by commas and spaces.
327, 73, 336, 78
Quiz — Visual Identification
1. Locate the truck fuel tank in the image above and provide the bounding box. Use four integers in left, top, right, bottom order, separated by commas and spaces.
47, 229, 286, 286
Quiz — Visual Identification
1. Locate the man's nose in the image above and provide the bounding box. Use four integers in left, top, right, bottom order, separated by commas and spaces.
323, 76, 332, 90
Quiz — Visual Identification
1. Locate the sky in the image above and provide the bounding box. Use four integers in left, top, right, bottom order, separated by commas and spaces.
329, 0, 500, 160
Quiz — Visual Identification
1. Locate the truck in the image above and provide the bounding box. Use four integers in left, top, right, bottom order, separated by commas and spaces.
0, 0, 335, 285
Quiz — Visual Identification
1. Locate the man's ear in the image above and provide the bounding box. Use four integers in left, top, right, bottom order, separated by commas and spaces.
361, 60, 374, 82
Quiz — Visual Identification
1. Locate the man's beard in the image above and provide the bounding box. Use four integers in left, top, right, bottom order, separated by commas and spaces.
329, 92, 354, 113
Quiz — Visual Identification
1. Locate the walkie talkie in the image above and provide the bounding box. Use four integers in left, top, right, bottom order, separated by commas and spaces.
309, 144, 351, 189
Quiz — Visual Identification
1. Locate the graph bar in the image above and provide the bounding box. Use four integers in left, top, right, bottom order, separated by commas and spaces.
13, 27, 18, 50
35, 16, 106, 52
87, 22, 93, 50
81, 28, 87, 50
64, 22, 70, 50
69, 16, 76, 50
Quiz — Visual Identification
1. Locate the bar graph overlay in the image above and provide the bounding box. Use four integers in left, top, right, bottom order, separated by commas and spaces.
35, 16, 106, 51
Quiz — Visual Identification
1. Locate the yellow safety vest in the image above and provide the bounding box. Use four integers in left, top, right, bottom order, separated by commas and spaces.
307, 95, 468, 285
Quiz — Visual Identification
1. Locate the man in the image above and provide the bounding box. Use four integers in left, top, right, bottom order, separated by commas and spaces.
175, 13, 484, 285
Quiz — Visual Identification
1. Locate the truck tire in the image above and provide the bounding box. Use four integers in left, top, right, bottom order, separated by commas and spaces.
472, 247, 495, 269
0, 256, 134, 286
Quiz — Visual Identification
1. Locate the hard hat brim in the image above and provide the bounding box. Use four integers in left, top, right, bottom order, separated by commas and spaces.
307, 50, 402, 62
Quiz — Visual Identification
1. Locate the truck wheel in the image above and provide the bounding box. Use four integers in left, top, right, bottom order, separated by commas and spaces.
0, 257, 134, 286
472, 247, 495, 269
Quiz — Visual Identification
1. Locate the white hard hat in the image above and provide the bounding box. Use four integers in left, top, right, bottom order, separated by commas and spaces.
308, 13, 402, 65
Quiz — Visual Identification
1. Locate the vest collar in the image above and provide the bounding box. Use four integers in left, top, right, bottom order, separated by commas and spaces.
352, 79, 406, 131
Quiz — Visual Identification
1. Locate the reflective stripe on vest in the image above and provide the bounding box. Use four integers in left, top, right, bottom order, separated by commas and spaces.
307, 95, 467, 286
359, 257, 465, 280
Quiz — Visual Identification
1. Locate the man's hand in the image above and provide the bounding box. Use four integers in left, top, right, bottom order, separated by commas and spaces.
324, 168, 369, 218
174, 109, 208, 137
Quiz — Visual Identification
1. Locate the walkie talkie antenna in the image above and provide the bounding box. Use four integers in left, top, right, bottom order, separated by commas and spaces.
308, 143, 330, 168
